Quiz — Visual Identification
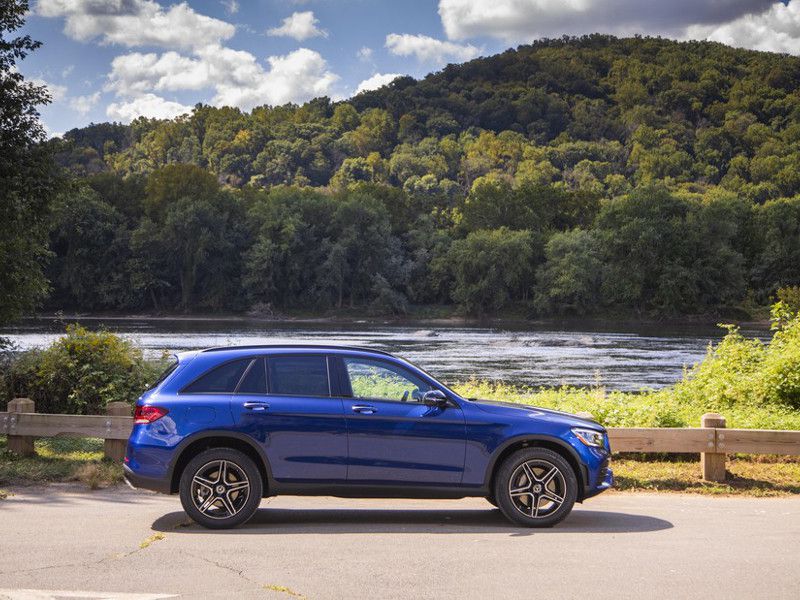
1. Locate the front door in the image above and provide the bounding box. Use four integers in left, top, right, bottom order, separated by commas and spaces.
336, 356, 466, 485
230, 354, 347, 483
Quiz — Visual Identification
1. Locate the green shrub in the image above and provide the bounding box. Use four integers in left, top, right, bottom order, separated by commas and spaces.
762, 315, 800, 409
453, 309, 800, 430
2, 325, 162, 414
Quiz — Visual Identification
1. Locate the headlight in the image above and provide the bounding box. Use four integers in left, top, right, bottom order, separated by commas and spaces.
572, 427, 605, 448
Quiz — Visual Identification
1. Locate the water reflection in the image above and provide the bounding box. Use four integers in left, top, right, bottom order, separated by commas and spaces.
0, 318, 768, 392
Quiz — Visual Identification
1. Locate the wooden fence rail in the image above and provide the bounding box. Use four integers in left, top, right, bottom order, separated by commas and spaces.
3, 400, 800, 482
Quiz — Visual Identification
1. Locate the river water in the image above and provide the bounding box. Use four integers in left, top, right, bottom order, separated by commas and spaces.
0, 317, 769, 392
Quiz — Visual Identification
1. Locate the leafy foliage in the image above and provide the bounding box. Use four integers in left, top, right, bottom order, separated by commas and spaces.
1, 325, 163, 414
35, 36, 800, 316
0, 1, 62, 324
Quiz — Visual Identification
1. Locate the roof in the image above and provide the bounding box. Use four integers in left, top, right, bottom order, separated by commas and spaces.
198, 344, 394, 357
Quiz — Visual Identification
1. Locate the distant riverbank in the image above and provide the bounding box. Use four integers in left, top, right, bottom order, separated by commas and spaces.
16, 304, 772, 331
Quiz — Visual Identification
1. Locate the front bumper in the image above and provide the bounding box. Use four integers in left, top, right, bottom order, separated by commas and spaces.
583, 465, 613, 500
123, 464, 171, 494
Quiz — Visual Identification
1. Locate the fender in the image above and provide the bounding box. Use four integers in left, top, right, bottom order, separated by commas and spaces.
482, 434, 588, 492
167, 429, 275, 492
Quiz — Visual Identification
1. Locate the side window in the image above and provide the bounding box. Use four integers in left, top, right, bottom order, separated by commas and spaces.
343, 358, 432, 402
183, 359, 251, 394
268, 355, 330, 397
237, 358, 267, 394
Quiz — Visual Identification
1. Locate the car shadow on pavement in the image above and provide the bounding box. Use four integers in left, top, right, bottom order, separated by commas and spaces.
152, 507, 672, 535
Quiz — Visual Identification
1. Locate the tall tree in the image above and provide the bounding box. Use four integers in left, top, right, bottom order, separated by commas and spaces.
0, 0, 61, 324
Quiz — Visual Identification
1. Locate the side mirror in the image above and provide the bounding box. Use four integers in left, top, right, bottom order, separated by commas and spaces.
422, 389, 448, 407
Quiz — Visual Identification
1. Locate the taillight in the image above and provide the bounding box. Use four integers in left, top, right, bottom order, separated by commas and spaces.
134, 405, 169, 424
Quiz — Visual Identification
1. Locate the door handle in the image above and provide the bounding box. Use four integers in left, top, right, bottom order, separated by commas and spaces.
243, 401, 270, 411
352, 405, 377, 414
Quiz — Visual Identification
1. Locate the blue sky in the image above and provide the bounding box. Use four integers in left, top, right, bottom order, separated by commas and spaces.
20, 1, 800, 136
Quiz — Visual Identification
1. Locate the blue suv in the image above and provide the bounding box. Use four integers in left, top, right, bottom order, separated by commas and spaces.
124, 345, 612, 528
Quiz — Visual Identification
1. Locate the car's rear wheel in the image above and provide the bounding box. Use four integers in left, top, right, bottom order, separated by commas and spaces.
494, 447, 577, 527
179, 448, 263, 529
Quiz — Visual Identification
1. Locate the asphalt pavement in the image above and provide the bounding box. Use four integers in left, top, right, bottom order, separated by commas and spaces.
0, 486, 798, 599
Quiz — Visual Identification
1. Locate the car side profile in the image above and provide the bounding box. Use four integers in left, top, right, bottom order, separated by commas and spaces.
124, 345, 613, 528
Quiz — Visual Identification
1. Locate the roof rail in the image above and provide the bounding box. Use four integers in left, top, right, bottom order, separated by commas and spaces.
199, 344, 394, 357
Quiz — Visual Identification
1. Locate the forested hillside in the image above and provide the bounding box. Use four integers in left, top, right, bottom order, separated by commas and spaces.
49, 35, 800, 317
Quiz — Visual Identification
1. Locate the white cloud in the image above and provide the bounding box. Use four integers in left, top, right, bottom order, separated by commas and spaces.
107, 93, 192, 122
61, 64, 74, 78
220, 0, 238, 15
267, 11, 327, 41
437, 0, 777, 42
30, 78, 67, 102
40, 1, 342, 118
211, 47, 339, 109
106, 51, 210, 96
385, 33, 482, 64
686, 2, 800, 54
37, 0, 235, 51
106, 45, 339, 111
357, 46, 373, 62
69, 91, 101, 115
355, 73, 402, 95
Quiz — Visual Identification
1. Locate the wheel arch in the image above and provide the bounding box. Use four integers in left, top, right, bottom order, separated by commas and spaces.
485, 435, 588, 501
168, 431, 273, 496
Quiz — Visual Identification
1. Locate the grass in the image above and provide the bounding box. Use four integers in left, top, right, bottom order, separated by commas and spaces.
0, 435, 123, 489
612, 455, 800, 496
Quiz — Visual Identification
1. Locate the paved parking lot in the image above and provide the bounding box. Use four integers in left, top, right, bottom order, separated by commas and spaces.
0, 487, 798, 599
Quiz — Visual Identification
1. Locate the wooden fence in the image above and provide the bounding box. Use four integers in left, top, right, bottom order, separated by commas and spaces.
2, 399, 800, 482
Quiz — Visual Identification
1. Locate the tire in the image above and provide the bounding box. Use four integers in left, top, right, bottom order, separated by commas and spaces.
179, 448, 263, 529
494, 447, 577, 528
485, 495, 499, 508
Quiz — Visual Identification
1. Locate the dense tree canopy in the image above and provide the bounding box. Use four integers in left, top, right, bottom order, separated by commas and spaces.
36, 36, 800, 317
0, 0, 61, 324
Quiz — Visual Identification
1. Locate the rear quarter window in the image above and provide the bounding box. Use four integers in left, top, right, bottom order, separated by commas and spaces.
182, 358, 252, 394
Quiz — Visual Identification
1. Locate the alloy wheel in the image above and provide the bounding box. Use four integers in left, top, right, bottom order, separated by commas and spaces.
190, 459, 251, 520
507, 459, 566, 519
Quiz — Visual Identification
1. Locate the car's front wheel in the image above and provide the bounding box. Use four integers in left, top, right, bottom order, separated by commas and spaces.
494, 447, 577, 527
179, 448, 263, 529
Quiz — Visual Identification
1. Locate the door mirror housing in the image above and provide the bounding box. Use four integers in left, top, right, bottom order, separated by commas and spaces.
422, 389, 448, 407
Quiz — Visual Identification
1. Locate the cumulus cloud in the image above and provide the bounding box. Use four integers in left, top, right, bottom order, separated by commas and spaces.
106, 45, 339, 110
69, 92, 101, 115
37, 0, 235, 51
267, 11, 327, 41
107, 93, 192, 122
355, 72, 402, 95
40, 1, 342, 118
438, 0, 777, 42
211, 47, 339, 109
106, 51, 210, 95
686, 2, 800, 54
385, 33, 482, 64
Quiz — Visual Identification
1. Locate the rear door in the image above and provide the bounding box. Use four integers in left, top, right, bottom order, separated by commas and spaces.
335, 356, 466, 485
230, 354, 348, 483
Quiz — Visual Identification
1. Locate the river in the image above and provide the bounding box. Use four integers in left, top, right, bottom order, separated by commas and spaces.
0, 317, 771, 392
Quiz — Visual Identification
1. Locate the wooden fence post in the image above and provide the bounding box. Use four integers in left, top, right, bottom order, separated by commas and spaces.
104, 402, 130, 461
701, 412, 727, 482
7, 398, 36, 456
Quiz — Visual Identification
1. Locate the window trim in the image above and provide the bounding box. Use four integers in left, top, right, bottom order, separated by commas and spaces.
179, 357, 256, 395
264, 354, 333, 399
